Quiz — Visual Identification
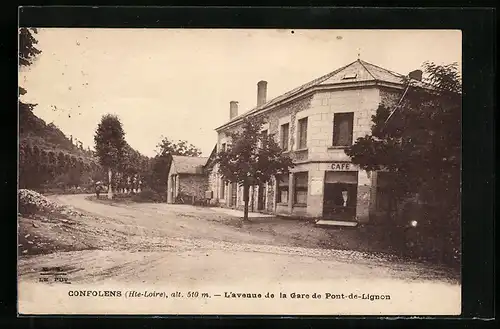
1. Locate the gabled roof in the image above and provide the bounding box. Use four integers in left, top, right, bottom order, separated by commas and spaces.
216, 59, 429, 131
203, 145, 218, 171
318, 59, 406, 86
171, 155, 208, 174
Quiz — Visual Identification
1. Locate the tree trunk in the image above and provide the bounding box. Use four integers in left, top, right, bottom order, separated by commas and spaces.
107, 167, 113, 199
251, 185, 255, 213
243, 183, 250, 221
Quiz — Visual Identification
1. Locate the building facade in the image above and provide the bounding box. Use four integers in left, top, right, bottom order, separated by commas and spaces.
205, 59, 424, 223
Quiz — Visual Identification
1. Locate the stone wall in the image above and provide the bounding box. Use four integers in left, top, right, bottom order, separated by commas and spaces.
306, 87, 381, 161
206, 165, 219, 204
178, 174, 209, 201
379, 87, 402, 108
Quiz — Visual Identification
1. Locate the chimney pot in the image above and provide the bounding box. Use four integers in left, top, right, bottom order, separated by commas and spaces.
408, 69, 423, 81
257, 80, 268, 107
229, 101, 239, 120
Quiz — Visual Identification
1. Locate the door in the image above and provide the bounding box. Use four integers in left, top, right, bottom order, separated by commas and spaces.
231, 182, 237, 208
257, 184, 266, 211
323, 183, 358, 221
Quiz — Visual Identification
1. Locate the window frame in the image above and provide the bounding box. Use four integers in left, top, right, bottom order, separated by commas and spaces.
332, 112, 354, 147
297, 117, 308, 149
259, 129, 268, 148
280, 123, 290, 151
293, 172, 309, 205
276, 174, 289, 204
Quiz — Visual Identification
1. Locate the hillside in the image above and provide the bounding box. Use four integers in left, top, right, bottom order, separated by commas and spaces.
19, 104, 97, 159
19, 103, 102, 190
19, 103, 152, 193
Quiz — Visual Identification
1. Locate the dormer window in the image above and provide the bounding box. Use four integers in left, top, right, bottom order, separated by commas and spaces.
342, 73, 357, 80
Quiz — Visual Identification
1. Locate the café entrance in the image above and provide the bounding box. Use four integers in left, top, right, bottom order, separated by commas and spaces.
323, 171, 358, 221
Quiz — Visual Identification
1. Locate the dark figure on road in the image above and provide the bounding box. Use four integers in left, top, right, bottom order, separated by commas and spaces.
95, 182, 102, 199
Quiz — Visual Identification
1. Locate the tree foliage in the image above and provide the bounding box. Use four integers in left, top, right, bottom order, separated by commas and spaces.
156, 138, 202, 157
216, 116, 294, 220
345, 62, 461, 224
94, 114, 127, 170
19, 140, 102, 191
19, 28, 41, 113
147, 137, 203, 197
19, 28, 41, 67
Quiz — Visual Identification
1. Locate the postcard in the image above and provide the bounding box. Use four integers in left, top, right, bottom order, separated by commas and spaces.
18, 28, 462, 315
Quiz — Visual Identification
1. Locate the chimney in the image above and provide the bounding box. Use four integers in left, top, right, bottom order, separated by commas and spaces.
229, 101, 239, 120
257, 80, 267, 107
408, 69, 423, 81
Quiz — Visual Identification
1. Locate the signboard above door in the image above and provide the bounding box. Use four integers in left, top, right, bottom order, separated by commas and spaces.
330, 162, 358, 171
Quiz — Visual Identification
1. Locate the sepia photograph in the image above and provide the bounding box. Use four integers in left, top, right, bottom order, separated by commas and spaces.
18, 28, 462, 315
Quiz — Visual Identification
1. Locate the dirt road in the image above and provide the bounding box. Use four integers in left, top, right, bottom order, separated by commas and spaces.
18, 194, 461, 315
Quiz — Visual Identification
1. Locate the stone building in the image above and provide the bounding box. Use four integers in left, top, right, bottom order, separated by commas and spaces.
205, 59, 425, 224
167, 155, 209, 204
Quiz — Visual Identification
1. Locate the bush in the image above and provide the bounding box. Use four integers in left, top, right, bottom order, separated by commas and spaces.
131, 189, 165, 203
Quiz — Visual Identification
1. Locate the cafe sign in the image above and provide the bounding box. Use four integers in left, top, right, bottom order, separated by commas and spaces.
330, 162, 358, 171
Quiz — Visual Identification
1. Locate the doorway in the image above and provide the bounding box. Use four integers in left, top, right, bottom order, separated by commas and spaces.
231, 182, 237, 208
257, 184, 266, 211
323, 171, 358, 221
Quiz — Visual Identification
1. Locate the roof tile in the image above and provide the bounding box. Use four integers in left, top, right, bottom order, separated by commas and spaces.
171, 155, 208, 174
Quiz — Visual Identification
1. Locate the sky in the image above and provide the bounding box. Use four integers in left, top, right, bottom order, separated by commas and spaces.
19, 29, 461, 157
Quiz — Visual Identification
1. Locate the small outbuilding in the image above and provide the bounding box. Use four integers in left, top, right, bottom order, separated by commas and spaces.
167, 155, 209, 204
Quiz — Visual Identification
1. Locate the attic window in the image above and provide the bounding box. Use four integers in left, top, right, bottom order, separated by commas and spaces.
342, 73, 357, 80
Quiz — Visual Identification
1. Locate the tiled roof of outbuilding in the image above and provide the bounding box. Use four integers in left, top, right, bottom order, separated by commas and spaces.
171, 155, 208, 174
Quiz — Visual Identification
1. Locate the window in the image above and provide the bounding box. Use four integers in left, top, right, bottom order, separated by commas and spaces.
221, 143, 226, 152
276, 174, 289, 204
280, 123, 289, 150
297, 117, 308, 149
342, 73, 357, 80
294, 172, 308, 205
332, 112, 354, 146
259, 130, 268, 148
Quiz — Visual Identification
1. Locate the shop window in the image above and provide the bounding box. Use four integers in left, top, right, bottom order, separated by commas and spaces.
276, 174, 289, 204
280, 123, 289, 150
332, 112, 354, 146
294, 172, 308, 205
297, 117, 308, 149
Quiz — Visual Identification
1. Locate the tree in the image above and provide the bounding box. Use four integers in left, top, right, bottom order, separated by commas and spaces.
117, 143, 150, 193
148, 138, 203, 198
94, 114, 127, 199
19, 28, 42, 137
345, 62, 461, 226
19, 28, 41, 67
156, 138, 202, 157
216, 116, 294, 221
